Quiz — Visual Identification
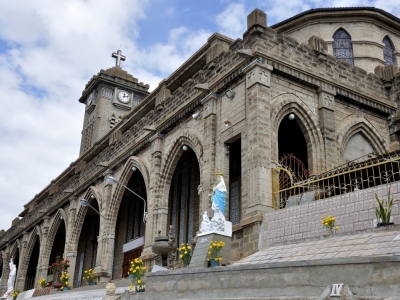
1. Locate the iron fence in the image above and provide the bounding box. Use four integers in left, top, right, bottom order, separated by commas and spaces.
272, 150, 400, 209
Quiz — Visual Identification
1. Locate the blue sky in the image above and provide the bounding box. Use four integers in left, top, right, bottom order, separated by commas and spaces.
0, 0, 399, 232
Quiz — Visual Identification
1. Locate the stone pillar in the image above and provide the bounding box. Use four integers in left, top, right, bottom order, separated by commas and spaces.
36, 216, 50, 286
64, 196, 78, 287
15, 238, 28, 291
144, 136, 164, 260
200, 95, 217, 216
0, 248, 10, 295
244, 63, 274, 212
318, 86, 338, 169
100, 169, 115, 280
242, 62, 273, 257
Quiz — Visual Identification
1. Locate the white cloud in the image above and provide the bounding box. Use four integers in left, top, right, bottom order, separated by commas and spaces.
216, 3, 247, 39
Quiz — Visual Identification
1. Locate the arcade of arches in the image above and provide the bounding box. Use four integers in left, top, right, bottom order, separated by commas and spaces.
0, 7, 398, 294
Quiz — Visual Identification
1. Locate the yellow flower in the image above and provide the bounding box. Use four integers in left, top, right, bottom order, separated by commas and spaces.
187, 246, 191, 250
209, 246, 212, 249
179, 254, 183, 258
335, 226, 339, 230
66, 282, 69, 285
208, 251, 211, 255
184, 251, 187, 254
138, 279, 142, 284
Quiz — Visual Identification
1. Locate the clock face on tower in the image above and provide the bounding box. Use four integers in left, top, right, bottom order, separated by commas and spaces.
118, 91, 130, 103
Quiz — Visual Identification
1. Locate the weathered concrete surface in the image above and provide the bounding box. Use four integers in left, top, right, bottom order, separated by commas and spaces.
132, 256, 400, 300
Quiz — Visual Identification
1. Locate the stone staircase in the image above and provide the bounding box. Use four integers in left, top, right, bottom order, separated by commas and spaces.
27, 226, 400, 300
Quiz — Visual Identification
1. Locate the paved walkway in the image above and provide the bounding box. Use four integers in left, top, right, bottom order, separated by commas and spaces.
235, 226, 400, 265
27, 286, 130, 300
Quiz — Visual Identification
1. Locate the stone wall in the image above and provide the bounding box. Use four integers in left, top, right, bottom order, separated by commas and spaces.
263, 182, 400, 247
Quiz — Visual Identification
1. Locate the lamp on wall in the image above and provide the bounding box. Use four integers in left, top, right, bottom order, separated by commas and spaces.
182, 145, 189, 151
288, 113, 295, 120
192, 112, 201, 120
225, 89, 235, 98
132, 166, 137, 172
107, 177, 147, 223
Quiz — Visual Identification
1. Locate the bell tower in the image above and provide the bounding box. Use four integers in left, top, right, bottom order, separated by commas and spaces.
78, 50, 149, 156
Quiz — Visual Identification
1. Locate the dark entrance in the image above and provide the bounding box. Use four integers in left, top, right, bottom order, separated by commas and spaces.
74, 199, 100, 287
48, 221, 66, 274
24, 237, 40, 290
113, 170, 147, 279
168, 148, 200, 246
278, 114, 308, 172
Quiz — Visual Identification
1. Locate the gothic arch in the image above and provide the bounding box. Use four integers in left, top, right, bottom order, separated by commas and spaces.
69, 187, 103, 250
18, 226, 41, 290
157, 130, 204, 208
270, 93, 324, 173
9, 240, 20, 261
336, 115, 386, 156
107, 156, 150, 230
43, 208, 68, 263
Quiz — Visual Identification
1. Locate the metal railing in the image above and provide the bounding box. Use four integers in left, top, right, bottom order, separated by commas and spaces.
272, 150, 400, 209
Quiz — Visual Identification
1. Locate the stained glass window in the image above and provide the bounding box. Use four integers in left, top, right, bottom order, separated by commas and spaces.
383, 36, 395, 66
333, 29, 354, 66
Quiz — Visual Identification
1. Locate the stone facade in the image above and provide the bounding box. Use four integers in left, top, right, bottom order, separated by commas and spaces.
1, 7, 400, 294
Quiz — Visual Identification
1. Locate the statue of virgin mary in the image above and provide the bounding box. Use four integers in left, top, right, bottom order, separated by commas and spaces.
211, 173, 227, 217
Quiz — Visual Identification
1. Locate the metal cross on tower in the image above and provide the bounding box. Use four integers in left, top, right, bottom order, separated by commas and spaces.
112, 49, 126, 67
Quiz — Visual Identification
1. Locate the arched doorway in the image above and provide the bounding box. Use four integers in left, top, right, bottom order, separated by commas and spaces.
168, 148, 200, 248
24, 237, 39, 290
113, 170, 147, 279
73, 199, 100, 287
278, 114, 308, 172
48, 221, 66, 273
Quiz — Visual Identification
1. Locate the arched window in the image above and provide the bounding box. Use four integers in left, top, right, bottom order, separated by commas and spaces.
383, 36, 395, 66
333, 29, 354, 66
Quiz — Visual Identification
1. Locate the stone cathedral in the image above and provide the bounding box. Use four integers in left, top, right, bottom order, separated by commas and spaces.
1, 7, 400, 294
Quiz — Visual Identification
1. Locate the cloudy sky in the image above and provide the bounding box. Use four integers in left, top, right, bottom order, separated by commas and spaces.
0, 0, 399, 231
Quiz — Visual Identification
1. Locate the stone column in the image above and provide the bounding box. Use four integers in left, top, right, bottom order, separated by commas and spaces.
318, 86, 338, 169
143, 136, 164, 260
0, 248, 10, 295
99, 169, 115, 280
242, 62, 274, 256
15, 238, 28, 291
36, 216, 50, 287
200, 95, 217, 216
65, 196, 78, 287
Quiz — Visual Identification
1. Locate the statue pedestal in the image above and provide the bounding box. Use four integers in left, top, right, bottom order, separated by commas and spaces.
189, 232, 231, 268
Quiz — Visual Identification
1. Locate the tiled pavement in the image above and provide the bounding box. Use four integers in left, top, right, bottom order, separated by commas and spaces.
27, 286, 130, 300
235, 226, 400, 265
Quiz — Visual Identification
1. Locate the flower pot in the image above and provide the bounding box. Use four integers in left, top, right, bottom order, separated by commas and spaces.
128, 273, 134, 278
377, 222, 394, 227
63, 286, 69, 291
209, 259, 219, 267
183, 263, 190, 267
89, 281, 95, 286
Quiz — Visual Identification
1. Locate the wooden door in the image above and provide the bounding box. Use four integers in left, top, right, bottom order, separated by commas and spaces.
122, 247, 142, 278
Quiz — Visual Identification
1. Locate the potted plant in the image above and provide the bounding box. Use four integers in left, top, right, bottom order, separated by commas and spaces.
38, 278, 46, 289
321, 215, 339, 235
128, 258, 146, 292
207, 240, 225, 267
11, 291, 19, 300
375, 189, 394, 226
48, 256, 70, 288
60, 271, 70, 290
82, 269, 96, 286
177, 243, 192, 267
